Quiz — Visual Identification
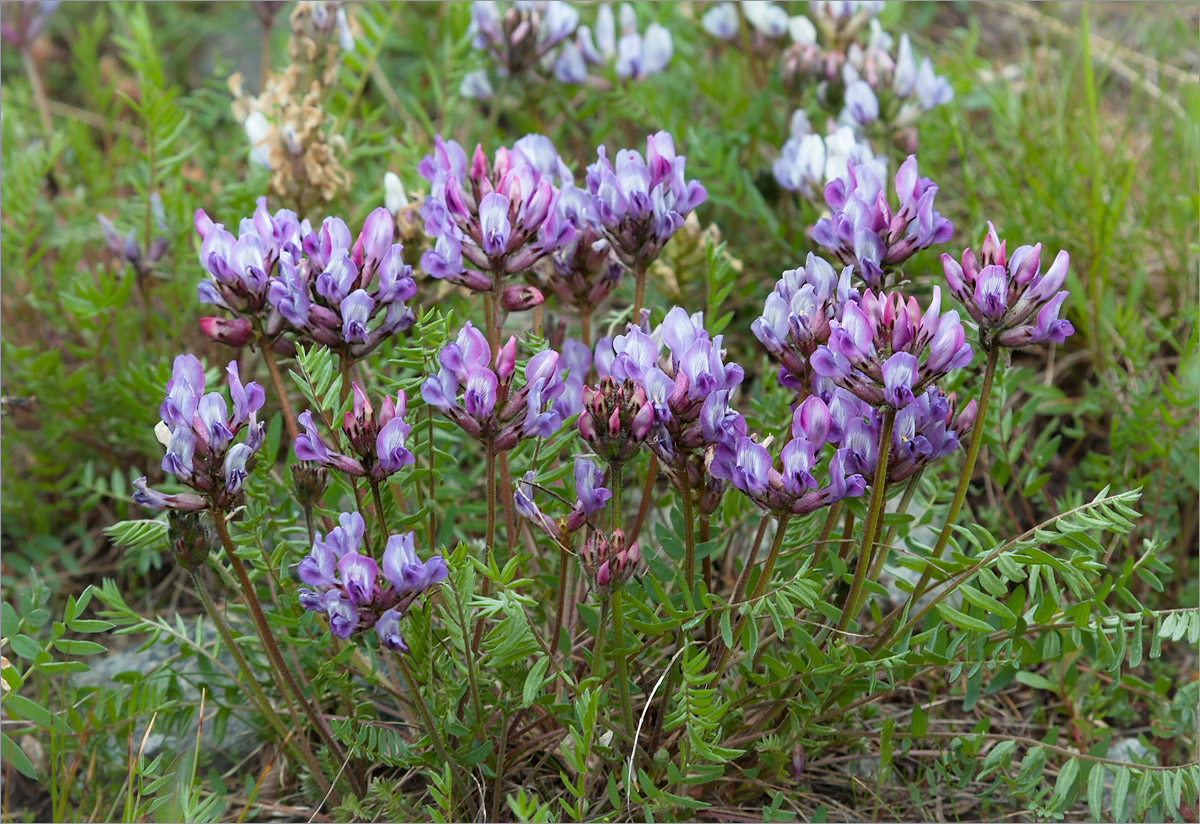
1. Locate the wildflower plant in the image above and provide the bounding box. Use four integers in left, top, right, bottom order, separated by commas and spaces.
9, 4, 1197, 824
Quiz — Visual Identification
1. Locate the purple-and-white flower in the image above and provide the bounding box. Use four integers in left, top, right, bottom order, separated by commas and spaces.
583, 131, 706, 275
811, 155, 953, 290
941, 223, 1075, 348
292, 383, 416, 481
134, 355, 266, 512
421, 322, 567, 449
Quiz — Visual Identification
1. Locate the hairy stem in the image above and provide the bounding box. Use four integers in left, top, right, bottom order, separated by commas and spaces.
211, 510, 359, 798
906, 347, 1000, 606
471, 444, 498, 657
609, 586, 636, 742
718, 513, 791, 676
631, 263, 648, 322
370, 480, 390, 545
700, 514, 713, 647
835, 408, 895, 635
257, 334, 300, 446
553, 544, 569, 662
866, 470, 923, 583
189, 570, 329, 794
394, 652, 465, 811
680, 478, 697, 610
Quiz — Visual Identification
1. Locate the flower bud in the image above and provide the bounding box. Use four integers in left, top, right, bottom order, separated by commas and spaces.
168, 510, 212, 572
291, 461, 329, 507
578, 377, 653, 464
199, 316, 255, 347
500, 283, 544, 312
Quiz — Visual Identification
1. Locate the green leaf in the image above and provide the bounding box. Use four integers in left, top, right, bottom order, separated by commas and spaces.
1050, 757, 1079, 813
53, 639, 107, 656
959, 584, 1016, 622
1088, 764, 1106, 821
1015, 671, 1058, 692
9, 634, 42, 661
522, 656, 550, 708
935, 602, 994, 633
1108, 767, 1128, 824
912, 702, 927, 738
66, 619, 115, 634
4, 693, 60, 732
1, 732, 37, 779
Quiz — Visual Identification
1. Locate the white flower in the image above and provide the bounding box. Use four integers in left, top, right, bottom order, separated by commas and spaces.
243, 111, 273, 169
384, 172, 408, 216
459, 69, 494, 100
788, 14, 817, 46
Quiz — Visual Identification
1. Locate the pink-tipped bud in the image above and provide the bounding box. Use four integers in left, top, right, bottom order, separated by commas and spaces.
199, 316, 253, 347
608, 407, 622, 437
596, 560, 611, 587
194, 209, 214, 241
496, 336, 517, 380
501, 283, 544, 312
470, 144, 489, 185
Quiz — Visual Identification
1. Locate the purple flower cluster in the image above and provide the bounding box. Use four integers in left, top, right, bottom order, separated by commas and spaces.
813, 382, 976, 483
514, 456, 611, 543
460, 0, 580, 98
751, 253, 859, 393
942, 223, 1075, 348
577, 376, 654, 464
193, 199, 418, 357
710, 396, 866, 515
811, 155, 953, 290
556, 2, 673, 84
134, 355, 265, 512
811, 287, 973, 410
293, 384, 415, 482
592, 309, 745, 507
579, 528, 640, 593
584, 132, 707, 275
535, 184, 625, 317
418, 134, 575, 308
421, 322, 569, 448
297, 511, 447, 649
1, 1, 57, 49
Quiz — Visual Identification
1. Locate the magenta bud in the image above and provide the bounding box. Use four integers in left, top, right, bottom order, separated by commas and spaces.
496, 336, 517, 380
596, 560, 611, 587
199, 316, 253, 347
470, 144, 489, 185
500, 283, 544, 312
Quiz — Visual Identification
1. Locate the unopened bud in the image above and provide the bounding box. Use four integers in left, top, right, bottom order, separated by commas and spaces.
291, 462, 328, 507
500, 283, 544, 312
199, 316, 255, 347
168, 510, 213, 571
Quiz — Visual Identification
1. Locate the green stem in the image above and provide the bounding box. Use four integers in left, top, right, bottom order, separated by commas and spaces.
394, 653, 464, 807
258, 334, 300, 444
553, 545, 569, 661
699, 514, 713, 647
370, 480, 390, 545
680, 478, 696, 611
189, 570, 327, 790
867, 470, 923, 583
730, 517, 770, 609
609, 586, 636, 741
590, 598, 609, 683
211, 510, 360, 798
906, 347, 1000, 606
717, 513, 791, 676
631, 264, 648, 322
835, 408, 895, 635
471, 443, 498, 657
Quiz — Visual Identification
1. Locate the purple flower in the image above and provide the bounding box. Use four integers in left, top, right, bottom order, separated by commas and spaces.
584, 132, 706, 274
419, 135, 576, 307
572, 457, 611, 517
422, 323, 569, 448
812, 287, 972, 409
468, 1, 580, 79
711, 397, 867, 515
382, 532, 449, 596
297, 511, 447, 645
812, 155, 953, 290
375, 608, 408, 652
942, 223, 1075, 349
294, 387, 415, 482
138, 355, 266, 512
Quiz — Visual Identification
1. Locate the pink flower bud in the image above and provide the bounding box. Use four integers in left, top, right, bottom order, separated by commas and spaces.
199, 316, 253, 347
496, 336, 517, 380
500, 283, 544, 312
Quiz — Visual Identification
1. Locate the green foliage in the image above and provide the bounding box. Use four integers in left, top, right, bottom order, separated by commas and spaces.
1, 2, 1196, 822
